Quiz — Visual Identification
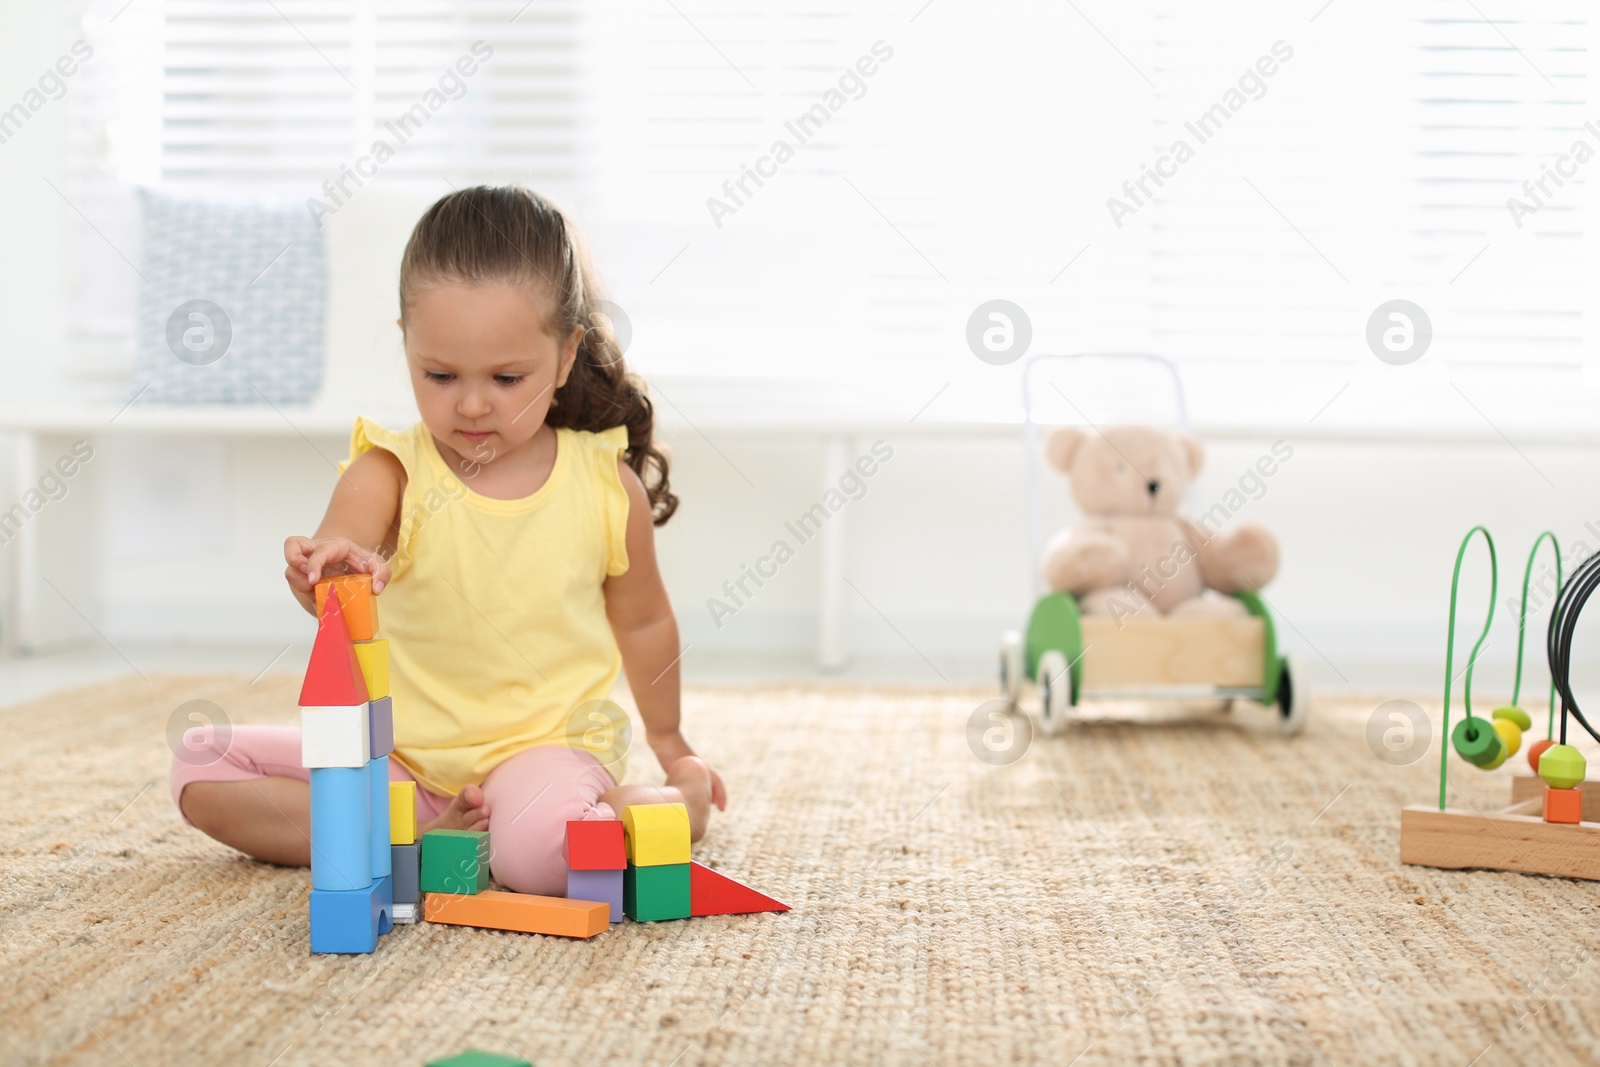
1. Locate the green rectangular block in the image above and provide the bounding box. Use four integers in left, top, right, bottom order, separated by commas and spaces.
425, 1051, 530, 1067
420, 829, 490, 895
624, 861, 691, 921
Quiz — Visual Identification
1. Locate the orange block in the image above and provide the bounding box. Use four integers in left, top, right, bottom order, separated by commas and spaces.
424, 890, 609, 939
315, 574, 379, 641
1545, 786, 1584, 825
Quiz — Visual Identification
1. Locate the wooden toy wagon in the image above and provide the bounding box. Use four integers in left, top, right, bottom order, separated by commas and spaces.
996, 353, 1309, 737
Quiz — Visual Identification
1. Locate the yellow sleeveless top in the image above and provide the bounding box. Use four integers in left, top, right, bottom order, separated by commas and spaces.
339, 418, 632, 796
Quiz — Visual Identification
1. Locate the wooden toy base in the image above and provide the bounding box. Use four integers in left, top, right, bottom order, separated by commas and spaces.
1401, 777, 1600, 880
1078, 616, 1263, 688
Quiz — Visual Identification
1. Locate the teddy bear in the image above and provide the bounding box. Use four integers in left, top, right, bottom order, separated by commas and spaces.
1040, 424, 1279, 620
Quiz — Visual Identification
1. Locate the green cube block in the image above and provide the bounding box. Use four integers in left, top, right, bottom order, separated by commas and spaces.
425, 1051, 530, 1067
420, 829, 490, 895
623, 861, 691, 922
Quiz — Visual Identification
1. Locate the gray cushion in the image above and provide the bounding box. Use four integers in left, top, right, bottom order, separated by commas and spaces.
130, 188, 326, 404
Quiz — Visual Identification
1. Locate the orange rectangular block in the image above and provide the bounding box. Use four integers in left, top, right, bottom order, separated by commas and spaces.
423, 889, 609, 939
315, 574, 378, 641
1545, 786, 1583, 824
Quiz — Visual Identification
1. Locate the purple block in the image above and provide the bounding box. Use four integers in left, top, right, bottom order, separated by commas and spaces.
567, 867, 624, 923
368, 696, 393, 757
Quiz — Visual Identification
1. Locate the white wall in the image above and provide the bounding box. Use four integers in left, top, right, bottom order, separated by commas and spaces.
30, 423, 1597, 693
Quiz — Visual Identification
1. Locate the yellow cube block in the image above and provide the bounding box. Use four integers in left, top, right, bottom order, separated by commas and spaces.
621, 802, 691, 866
353, 639, 390, 700
390, 780, 417, 845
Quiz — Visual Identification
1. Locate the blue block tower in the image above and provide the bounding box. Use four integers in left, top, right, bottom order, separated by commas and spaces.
300, 578, 396, 953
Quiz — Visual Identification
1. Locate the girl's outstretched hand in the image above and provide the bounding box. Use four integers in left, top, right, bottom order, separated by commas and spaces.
284, 536, 392, 612
648, 729, 728, 811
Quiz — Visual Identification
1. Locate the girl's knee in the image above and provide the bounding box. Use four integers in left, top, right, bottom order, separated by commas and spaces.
487, 797, 599, 896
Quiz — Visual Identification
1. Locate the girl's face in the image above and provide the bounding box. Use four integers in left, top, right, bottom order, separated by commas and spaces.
401, 280, 582, 465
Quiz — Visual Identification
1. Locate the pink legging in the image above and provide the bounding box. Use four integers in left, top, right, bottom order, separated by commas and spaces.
170, 725, 617, 896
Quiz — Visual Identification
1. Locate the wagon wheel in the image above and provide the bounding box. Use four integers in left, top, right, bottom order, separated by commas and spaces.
999, 630, 1024, 708
1037, 649, 1071, 736
1278, 654, 1309, 736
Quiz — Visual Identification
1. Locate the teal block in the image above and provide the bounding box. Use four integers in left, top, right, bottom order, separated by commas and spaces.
309, 881, 387, 954
623, 861, 691, 922
425, 1051, 531, 1067
420, 829, 490, 895
309, 766, 371, 891
368, 756, 391, 878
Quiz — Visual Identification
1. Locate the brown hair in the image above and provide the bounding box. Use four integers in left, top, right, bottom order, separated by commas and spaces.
398, 185, 677, 525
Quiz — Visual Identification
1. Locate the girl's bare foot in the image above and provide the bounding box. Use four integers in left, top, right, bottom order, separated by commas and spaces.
664, 756, 713, 841
420, 783, 490, 834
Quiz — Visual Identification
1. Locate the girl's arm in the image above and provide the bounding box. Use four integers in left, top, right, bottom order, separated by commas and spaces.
283, 448, 406, 616
604, 459, 727, 810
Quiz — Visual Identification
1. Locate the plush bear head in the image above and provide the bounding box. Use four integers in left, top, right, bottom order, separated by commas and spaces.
1045, 424, 1203, 517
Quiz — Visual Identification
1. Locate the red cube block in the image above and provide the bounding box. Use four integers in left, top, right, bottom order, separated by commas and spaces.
566, 819, 625, 870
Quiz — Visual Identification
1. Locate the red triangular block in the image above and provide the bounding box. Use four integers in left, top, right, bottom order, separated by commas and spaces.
689, 861, 789, 916
298, 590, 370, 707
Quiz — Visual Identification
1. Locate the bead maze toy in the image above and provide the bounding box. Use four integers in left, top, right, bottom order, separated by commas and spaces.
998, 353, 1307, 736
298, 575, 786, 953
1399, 527, 1600, 880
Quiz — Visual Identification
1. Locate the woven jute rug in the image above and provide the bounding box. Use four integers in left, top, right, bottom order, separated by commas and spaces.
4, 674, 1600, 1066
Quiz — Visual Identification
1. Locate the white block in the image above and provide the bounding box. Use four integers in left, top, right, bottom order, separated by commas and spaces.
392, 902, 417, 924
300, 704, 371, 768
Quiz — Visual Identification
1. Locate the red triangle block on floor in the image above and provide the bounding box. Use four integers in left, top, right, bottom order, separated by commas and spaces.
298, 590, 370, 707
689, 861, 790, 916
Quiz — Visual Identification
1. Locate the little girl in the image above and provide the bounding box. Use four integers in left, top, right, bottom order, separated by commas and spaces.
170, 185, 724, 896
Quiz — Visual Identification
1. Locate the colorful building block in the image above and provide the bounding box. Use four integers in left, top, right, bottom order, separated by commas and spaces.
315, 573, 379, 642
425, 1050, 531, 1067
374, 873, 393, 934
421, 829, 490, 895
424, 889, 609, 939
392, 902, 417, 924
309, 766, 371, 891
567, 867, 623, 922
368, 696, 393, 757
299, 592, 369, 707
390, 780, 417, 845
392, 843, 421, 904
368, 756, 391, 878
567, 819, 625, 870
353, 638, 390, 699
1546, 786, 1584, 824
621, 802, 691, 866
624, 862, 691, 921
301, 704, 370, 768
309, 879, 388, 953
689, 861, 790, 916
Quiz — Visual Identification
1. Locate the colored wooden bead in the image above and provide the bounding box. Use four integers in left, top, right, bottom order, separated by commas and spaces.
1528, 738, 1557, 774
420, 829, 490, 895
621, 803, 692, 867
1451, 717, 1502, 768
1545, 786, 1583, 825
1538, 744, 1587, 790
566, 819, 626, 870
315, 573, 379, 642
1481, 719, 1522, 769
1492, 705, 1532, 731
